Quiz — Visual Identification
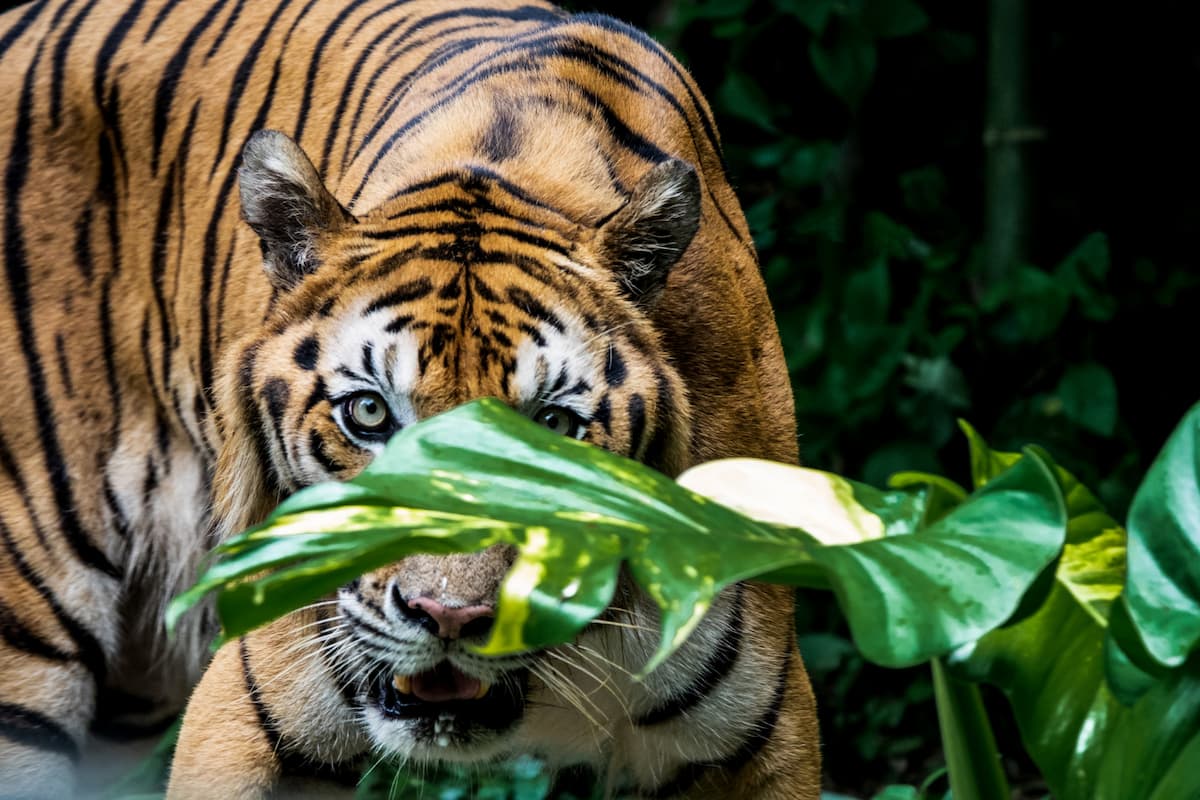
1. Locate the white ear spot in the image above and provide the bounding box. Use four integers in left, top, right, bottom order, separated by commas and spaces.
238, 130, 352, 289
594, 159, 701, 308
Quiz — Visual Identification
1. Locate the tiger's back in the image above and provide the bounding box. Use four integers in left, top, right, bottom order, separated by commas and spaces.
0, 1, 816, 797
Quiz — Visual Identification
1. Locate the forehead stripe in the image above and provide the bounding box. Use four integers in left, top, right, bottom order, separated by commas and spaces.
470, 274, 501, 302
517, 322, 546, 347
380, 165, 561, 215
384, 314, 414, 333
360, 342, 378, 379
507, 287, 565, 332
550, 367, 568, 393
363, 277, 435, 314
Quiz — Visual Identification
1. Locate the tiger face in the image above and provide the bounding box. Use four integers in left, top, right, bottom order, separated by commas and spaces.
215, 130, 698, 761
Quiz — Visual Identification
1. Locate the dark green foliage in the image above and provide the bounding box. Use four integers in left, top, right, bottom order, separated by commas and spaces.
567, 2, 1200, 792
608, 0, 1199, 519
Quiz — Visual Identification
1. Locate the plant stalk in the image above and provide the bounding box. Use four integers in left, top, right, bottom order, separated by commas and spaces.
984, 0, 1035, 288
931, 657, 1012, 800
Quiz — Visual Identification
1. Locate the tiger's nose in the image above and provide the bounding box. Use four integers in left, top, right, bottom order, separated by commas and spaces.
400, 594, 495, 640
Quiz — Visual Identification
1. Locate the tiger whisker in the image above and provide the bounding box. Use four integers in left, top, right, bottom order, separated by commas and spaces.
587, 618, 652, 632
546, 647, 633, 721
531, 660, 609, 730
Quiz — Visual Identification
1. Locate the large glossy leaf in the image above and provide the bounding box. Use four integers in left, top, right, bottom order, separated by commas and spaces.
1117, 401, 1200, 669
948, 424, 1200, 800
680, 456, 1066, 667
171, 399, 1064, 674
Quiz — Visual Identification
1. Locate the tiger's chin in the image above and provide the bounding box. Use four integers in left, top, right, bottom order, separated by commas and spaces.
362, 663, 529, 762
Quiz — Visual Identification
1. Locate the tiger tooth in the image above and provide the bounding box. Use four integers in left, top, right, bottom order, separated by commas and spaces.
474, 681, 491, 700
392, 674, 412, 695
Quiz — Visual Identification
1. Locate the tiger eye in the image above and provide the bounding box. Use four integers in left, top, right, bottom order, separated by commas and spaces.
345, 392, 390, 434
535, 405, 584, 439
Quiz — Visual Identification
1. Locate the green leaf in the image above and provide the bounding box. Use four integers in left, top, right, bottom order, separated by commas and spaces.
168, 400, 871, 671
1118, 401, 1200, 669
958, 421, 1020, 490
948, 425, 1200, 799
954, 620, 1200, 800
870, 787, 918, 800
716, 71, 779, 133
901, 355, 969, 409
679, 453, 1066, 667
887, 471, 966, 527
861, 0, 929, 38
860, 441, 940, 490
844, 257, 891, 324
809, 25, 877, 108
959, 420, 1127, 625
1057, 362, 1118, 436
1055, 232, 1116, 321
864, 212, 928, 261
1103, 598, 1164, 703
982, 265, 1070, 343
677, 0, 755, 23
779, 140, 840, 187
775, 0, 837, 33
899, 165, 948, 215
174, 400, 1064, 676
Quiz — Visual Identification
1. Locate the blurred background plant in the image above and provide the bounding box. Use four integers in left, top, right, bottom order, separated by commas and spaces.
567, 0, 1199, 795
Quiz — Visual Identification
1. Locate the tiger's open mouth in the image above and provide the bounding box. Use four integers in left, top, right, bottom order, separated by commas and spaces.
373, 662, 528, 742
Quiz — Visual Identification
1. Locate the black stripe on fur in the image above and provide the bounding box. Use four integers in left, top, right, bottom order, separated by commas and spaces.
239, 638, 360, 785
0, 521, 107, 687
643, 640, 792, 798
634, 585, 744, 726
3, 38, 120, 581
0, 702, 79, 761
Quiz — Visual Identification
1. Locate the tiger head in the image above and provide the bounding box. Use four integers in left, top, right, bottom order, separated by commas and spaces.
212, 130, 700, 762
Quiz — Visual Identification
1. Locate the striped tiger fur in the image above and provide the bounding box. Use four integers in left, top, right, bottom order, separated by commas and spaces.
0, 0, 820, 797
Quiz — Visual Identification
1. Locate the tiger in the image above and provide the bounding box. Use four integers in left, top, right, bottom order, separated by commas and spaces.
0, 0, 820, 797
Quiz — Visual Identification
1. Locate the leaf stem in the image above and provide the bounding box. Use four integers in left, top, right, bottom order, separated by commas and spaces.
931, 657, 1011, 800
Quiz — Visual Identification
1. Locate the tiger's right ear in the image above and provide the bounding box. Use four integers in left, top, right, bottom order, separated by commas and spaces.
238, 130, 354, 290
593, 159, 701, 309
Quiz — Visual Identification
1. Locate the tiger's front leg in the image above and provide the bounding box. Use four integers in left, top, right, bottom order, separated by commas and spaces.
0, 517, 122, 799
168, 613, 368, 800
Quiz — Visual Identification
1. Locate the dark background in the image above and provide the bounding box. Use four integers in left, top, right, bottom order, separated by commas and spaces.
570, 0, 1199, 794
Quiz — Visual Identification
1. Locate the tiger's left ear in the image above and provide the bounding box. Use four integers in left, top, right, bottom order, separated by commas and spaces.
239, 130, 354, 290
595, 159, 701, 308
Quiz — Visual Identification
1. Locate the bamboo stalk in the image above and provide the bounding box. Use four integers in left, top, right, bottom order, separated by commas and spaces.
984, 0, 1037, 287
